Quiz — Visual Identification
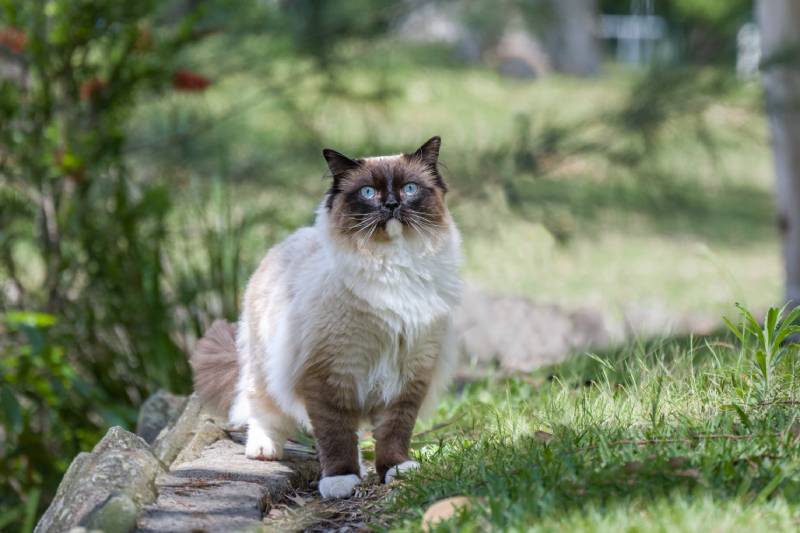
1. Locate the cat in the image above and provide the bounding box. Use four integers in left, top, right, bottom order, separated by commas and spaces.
190, 136, 462, 498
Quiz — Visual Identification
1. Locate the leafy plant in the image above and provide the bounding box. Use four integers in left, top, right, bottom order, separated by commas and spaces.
0, 0, 208, 523
0, 312, 110, 530
724, 303, 800, 398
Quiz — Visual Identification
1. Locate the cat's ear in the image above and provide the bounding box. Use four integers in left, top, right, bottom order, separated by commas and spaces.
322, 148, 361, 180
409, 136, 447, 192
409, 136, 441, 167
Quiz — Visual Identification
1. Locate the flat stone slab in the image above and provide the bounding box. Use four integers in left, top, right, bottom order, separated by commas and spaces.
137, 439, 318, 532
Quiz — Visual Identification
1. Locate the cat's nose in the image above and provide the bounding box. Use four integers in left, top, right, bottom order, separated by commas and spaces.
384, 195, 400, 211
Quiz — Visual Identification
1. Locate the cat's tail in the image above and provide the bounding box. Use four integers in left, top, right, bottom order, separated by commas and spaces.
190, 319, 239, 415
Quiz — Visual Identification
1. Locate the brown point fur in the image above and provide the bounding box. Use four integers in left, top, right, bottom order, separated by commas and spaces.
323, 138, 449, 249
372, 377, 430, 481
190, 320, 239, 414
303, 386, 362, 477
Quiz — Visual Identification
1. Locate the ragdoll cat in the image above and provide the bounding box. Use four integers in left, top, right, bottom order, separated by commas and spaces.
191, 136, 462, 498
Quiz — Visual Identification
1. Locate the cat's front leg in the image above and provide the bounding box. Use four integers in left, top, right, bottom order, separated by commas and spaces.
305, 396, 362, 498
373, 378, 428, 484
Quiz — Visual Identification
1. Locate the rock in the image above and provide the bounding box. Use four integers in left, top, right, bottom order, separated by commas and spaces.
394, 3, 466, 46
137, 439, 318, 532
490, 29, 551, 79
171, 419, 227, 465
136, 391, 188, 444
136, 478, 271, 532
422, 496, 477, 531
84, 494, 138, 533
622, 302, 717, 339
94, 426, 151, 454
455, 286, 614, 372
35, 427, 165, 533
151, 394, 204, 467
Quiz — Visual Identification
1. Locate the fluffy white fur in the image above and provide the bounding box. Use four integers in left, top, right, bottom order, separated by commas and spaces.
384, 460, 420, 484
319, 474, 361, 499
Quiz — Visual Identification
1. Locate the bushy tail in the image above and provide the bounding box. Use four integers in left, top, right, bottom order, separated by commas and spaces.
190, 319, 239, 415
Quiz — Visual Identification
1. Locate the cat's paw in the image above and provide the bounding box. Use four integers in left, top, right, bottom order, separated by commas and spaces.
318, 474, 360, 498
384, 460, 420, 484
244, 434, 283, 460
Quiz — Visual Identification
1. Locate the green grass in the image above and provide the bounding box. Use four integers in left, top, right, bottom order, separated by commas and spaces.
380, 309, 800, 531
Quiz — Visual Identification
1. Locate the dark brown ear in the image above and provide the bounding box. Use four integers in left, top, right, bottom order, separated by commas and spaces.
322, 148, 361, 180
410, 136, 441, 167
408, 136, 447, 192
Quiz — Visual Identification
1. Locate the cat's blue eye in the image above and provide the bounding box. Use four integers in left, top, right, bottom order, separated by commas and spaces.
402, 182, 419, 196
360, 186, 376, 200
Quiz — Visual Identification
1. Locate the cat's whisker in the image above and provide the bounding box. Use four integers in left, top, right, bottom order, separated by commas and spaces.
347, 215, 381, 233
405, 211, 446, 228
405, 214, 445, 235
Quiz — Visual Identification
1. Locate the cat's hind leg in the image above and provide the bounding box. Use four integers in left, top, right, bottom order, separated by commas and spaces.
242, 389, 296, 461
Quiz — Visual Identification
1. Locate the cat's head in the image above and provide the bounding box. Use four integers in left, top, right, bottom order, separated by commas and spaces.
322, 136, 450, 247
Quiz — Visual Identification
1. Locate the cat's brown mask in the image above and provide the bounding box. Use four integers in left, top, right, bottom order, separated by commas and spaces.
322, 137, 449, 243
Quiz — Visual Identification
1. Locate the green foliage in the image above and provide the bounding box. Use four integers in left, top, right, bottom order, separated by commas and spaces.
281, 0, 409, 71
0, 0, 202, 523
0, 312, 109, 530
670, 0, 752, 28
725, 303, 800, 398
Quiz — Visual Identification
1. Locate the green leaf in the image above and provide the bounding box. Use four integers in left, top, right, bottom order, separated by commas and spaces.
0, 385, 23, 437
755, 349, 769, 381
723, 317, 745, 344
4, 311, 57, 328
22, 488, 39, 533
0, 505, 21, 530
736, 303, 765, 345
754, 465, 795, 505
782, 305, 800, 328
766, 306, 779, 346
775, 325, 800, 347
585, 352, 615, 371
723, 403, 752, 431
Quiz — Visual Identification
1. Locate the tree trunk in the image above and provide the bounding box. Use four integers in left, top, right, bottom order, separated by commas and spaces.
546, 0, 600, 76
757, 0, 800, 307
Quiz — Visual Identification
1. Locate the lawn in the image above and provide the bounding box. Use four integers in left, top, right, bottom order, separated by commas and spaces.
380, 307, 800, 531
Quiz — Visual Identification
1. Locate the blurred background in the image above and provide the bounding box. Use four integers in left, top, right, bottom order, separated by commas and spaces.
1, 0, 798, 526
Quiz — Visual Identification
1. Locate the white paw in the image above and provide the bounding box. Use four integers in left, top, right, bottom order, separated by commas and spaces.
384, 460, 420, 484
318, 474, 360, 498
245, 433, 283, 460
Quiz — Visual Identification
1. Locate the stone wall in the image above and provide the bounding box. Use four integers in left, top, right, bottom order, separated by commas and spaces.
35, 393, 317, 533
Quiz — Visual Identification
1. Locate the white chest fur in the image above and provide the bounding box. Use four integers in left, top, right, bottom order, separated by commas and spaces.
327, 226, 461, 407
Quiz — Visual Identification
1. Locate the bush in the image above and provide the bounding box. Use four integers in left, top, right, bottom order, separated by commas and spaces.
0, 0, 205, 522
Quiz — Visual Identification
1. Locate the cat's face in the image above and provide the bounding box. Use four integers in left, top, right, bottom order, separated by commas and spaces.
323, 137, 449, 246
